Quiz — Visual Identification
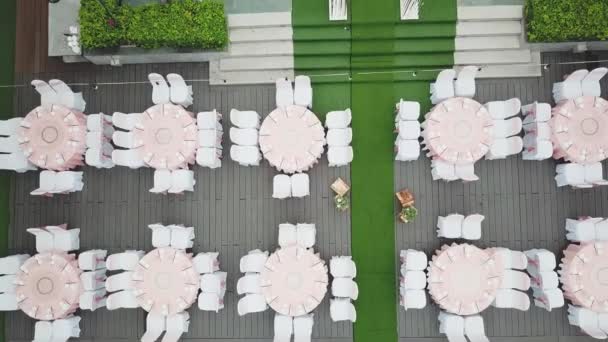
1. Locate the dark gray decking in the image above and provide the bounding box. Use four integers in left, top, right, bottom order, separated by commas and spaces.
6, 63, 352, 341
395, 52, 608, 342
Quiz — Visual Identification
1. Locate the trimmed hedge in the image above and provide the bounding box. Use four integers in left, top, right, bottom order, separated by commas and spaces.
80, 0, 228, 50
526, 0, 608, 42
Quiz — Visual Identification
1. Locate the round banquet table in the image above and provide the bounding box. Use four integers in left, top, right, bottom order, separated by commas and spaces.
427, 243, 504, 315
260, 245, 328, 316
15, 252, 82, 320
132, 247, 199, 316
423, 97, 494, 164
259, 105, 326, 174
560, 242, 608, 312
133, 104, 197, 170
17, 105, 86, 170
550, 96, 608, 164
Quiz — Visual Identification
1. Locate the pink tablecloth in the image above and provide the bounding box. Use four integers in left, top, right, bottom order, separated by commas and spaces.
260, 246, 328, 316
560, 242, 608, 312
423, 97, 494, 164
427, 243, 504, 315
133, 104, 197, 170
18, 105, 86, 170
15, 252, 82, 320
259, 105, 325, 173
132, 247, 199, 316
550, 96, 608, 164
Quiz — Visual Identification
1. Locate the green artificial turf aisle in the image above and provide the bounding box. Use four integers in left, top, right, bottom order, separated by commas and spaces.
0, 1, 16, 341
293, 1, 456, 341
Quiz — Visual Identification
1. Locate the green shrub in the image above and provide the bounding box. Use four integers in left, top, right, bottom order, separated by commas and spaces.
79, 0, 228, 50
526, 0, 608, 42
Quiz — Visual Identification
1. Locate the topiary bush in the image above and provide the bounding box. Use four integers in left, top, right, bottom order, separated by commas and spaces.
526, 0, 608, 42
79, 0, 228, 50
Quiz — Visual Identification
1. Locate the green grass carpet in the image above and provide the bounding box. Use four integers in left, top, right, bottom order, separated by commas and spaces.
0, 1, 16, 341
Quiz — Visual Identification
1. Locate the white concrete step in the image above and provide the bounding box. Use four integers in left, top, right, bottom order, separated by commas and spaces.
455, 49, 532, 65
459, 51, 542, 78
455, 36, 521, 51
219, 55, 294, 71
228, 12, 291, 28
458, 5, 523, 21
456, 21, 521, 37
229, 40, 293, 56
209, 60, 293, 85
230, 26, 292, 43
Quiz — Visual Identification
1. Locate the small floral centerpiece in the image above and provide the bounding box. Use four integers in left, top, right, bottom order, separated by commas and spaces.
331, 177, 350, 212
398, 206, 418, 223
334, 195, 350, 211
396, 189, 417, 223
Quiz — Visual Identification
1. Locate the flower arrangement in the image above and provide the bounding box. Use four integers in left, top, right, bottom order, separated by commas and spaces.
331, 178, 350, 212
396, 189, 417, 223
334, 195, 350, 212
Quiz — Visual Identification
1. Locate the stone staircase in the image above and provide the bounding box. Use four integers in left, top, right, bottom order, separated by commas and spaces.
455, 5, 541, 78
209, 12, 295, 85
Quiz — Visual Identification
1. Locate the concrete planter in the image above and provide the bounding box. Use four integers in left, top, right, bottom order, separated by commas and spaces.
82, 46, 227, 66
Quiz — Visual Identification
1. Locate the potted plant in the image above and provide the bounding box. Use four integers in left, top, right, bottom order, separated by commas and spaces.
398, 206, 418, 223
334, 195, 350, 212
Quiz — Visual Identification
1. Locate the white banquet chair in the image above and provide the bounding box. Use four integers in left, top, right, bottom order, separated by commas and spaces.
533, 288, 564, 311
532, 271, 559, 290
400, 250, 427, 271
431, 160, 457, 181
395, 99, 420, 121
26, 228, 54, 253
148, 73, 170, 105
106, 251, 144, 271
291, 173, 310, 198
276, 78, 294, 107
582, 67, 608, 97
106, 290, 138, 310
112, 112, 141, 131
328, 146, 353, 167
454, 65, 478, 98
80, 270, 107, 291
49, 79, 86, 112
492, 248, 527, 270
141, 313, 165, 342
294, 75, 313, 108
167, 73, 193, 107
522, 102, 551, 123
499, 270, 531, 291
525, 249, 556, 272
293, 314, 314, 342
34, 321, 52, 342
52, 171, 84, 193
112, 131, 140, 149
31, 80, 59, 108
30, 170, 57, 196
556, 163, 589, 188
240, 250, 268, 273
492, 289, 530, 311
566, 217, 600, 242
169, 225, 194, 249
162, 312, 190, 342
278, 223, 297, 247
86, 113, 112, 132
0, 275, 16, 293
237, 294, 268, 316
464, 315, 489, 342
553, 69, 588, 102
397, 121, 420, 140
296, 223, 316, 248
274, 314, 294, 342
395, 139, 420, 161
0, 118, 22, 136
454, 163, 478, 182
198, 129, 223, 148
85, 131, 107, 150
150, 170, 172, 194
523, 140, 553, 161
229, 127, 258, 146
149, 223, 171, 248
46, 226, 80, 251
401, 270, 426, 290
237, 273, 261, 295
197, 110, 222, 130
330, 298, 356, 322
0, 254, 29, 274
485, 98, 521, 120
332, 278, 359, 300
430, 69, 456, 104
230, 145, 261, 166
0, 293, 18, 310
437, 214, 464, 239
568, 305, 606, 339
401, 289, 426, 309
200, 272, 227, 296
584, 162, 608, 186
80, 290, 105, 310
485, 136, 523, 160
193, 252, 220, 274
327, 128, 352, 146
492, 117, 522, 138
112, 149, 145, 169
106, 272, 134, 292
438, 312, 466, 342
461, 214, 484, 240
325, 109, 352, 129
0, 135, 20, 153
198, 292, 224, 312
168, 170, 196, 194
330, 256, 356, 278
196, 147, 222, 169
0, 153, 36, 173
273, 174, 291, 199
51, 315, 81, 342
85, 146, 114, 169
229, 109, 260, 130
